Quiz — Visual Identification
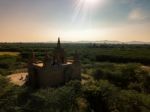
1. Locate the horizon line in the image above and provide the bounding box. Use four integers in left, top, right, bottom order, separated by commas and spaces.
0, 40, 150, 44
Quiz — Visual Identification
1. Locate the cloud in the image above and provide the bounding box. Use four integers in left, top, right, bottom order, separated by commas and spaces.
128, 8, 148, 21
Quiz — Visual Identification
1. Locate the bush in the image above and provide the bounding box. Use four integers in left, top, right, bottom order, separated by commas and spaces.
83, 80, 150, 112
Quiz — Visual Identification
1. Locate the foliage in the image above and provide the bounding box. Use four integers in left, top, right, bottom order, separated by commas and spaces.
0, 80, 82, 112
92, 63, 150, 93
23, 81, 81, 112
83, 80, 150, 112
0, 55, 24, 76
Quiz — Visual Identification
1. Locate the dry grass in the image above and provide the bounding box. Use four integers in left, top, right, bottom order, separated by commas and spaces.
0, 52, 20, 56
141, 66, 150, 72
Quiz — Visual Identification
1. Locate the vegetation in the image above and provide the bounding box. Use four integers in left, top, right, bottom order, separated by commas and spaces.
83, 80, 150, 112
0, 43, 150, 112
0, 52, 19, 56
0, 55, 25, 76
1, 43, 150, 64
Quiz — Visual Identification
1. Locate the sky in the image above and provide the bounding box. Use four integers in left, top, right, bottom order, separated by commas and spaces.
0, 0, 150, 42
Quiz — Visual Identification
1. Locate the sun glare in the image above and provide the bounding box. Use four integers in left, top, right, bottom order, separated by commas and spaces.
83, 0, 99, 4
72, 0, 106, 28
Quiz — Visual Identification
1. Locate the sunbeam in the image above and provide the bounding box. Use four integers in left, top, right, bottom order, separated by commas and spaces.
83, 0, 100, 5
72, 0, 106, 26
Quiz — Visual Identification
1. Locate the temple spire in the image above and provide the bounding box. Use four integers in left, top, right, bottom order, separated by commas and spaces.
57, 37, 61, 48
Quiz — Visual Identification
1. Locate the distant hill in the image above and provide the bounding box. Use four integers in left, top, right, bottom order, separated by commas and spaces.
126, 41, 150, 45
60, 40, 150, 44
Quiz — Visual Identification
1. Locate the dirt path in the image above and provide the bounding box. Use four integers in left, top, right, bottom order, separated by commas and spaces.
141, 66, 150, 72
7, 73, 28, 86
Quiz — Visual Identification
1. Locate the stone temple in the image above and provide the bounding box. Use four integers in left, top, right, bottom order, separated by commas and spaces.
27, 38, 81, 88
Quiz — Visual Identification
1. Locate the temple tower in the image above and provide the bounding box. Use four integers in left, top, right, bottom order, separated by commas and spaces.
57, 37, 61, 48
53, 38, 66, 64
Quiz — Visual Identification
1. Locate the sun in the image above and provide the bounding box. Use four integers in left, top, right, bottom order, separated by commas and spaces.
82, 0, 104, 8
84, 0, 99, 4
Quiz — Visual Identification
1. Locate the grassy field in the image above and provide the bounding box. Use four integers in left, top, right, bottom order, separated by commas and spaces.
0, 52, 20, 56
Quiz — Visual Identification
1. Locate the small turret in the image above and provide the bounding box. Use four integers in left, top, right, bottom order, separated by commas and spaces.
44, 52, 49, 60
30, 51, 36, 63
43, 52, 52, 67
73, 50, 80, 64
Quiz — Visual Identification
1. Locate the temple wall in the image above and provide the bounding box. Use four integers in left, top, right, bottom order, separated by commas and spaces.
27, 65, 39, 88
37, 65, 65, 87
28, 63, 81, 88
